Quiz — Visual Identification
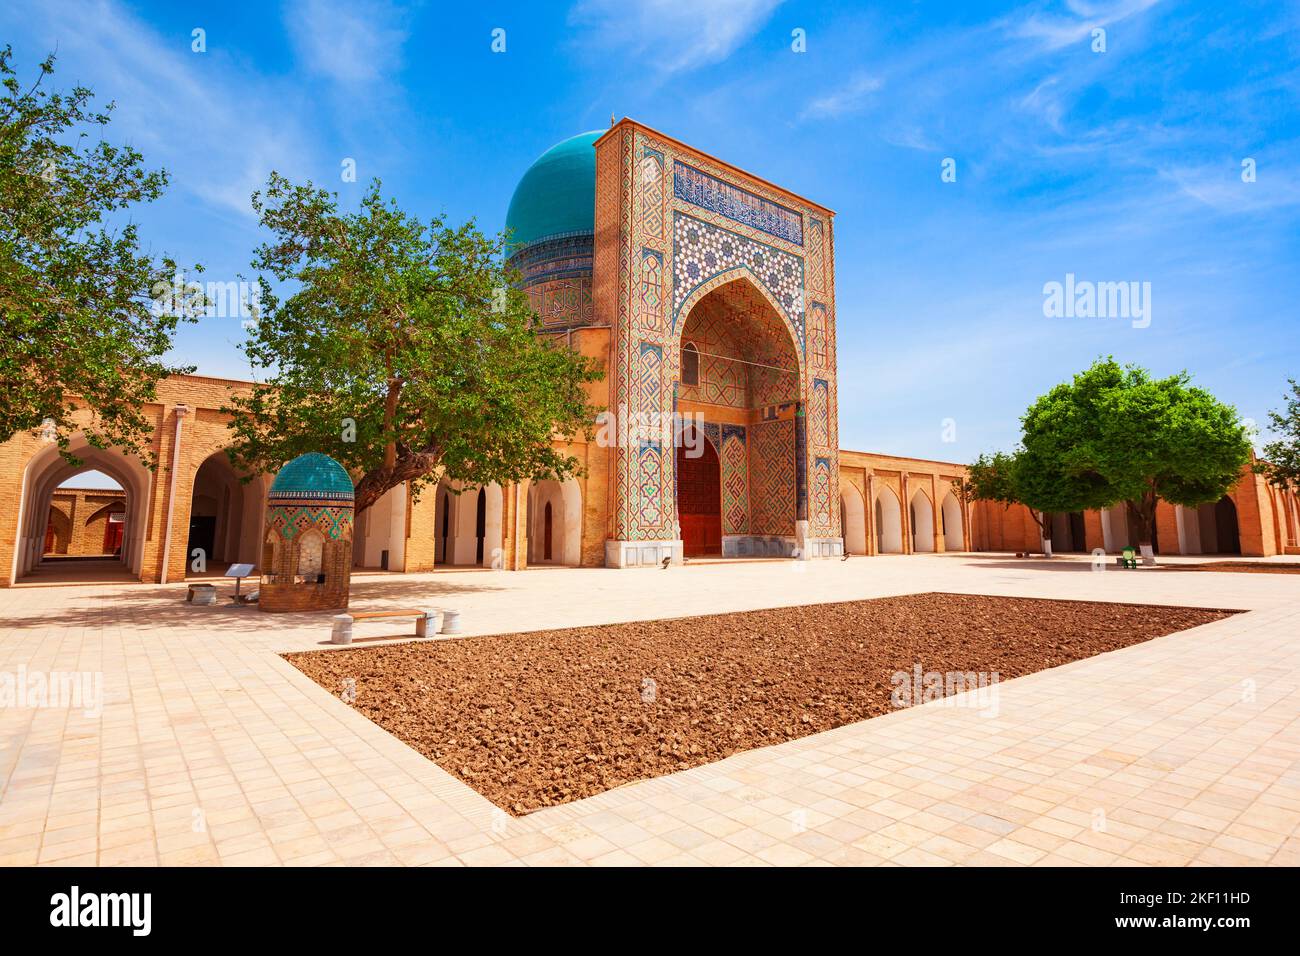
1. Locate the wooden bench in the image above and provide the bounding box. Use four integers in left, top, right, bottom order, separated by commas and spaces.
331, 608, 438, 645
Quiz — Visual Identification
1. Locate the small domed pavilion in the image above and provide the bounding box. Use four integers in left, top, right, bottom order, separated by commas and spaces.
259, 453, 354, 612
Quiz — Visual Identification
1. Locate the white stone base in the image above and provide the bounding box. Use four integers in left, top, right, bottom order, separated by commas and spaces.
605, 539, 683, 568
794, 520, 844, 559
800, 536, 845, 559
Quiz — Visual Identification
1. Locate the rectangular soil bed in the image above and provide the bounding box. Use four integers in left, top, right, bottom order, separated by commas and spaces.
283, 593, 1235, 814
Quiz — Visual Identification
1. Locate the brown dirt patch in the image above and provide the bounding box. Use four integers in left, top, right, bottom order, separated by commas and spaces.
283, 593, 1235, 814
1164, 561, 1300, 574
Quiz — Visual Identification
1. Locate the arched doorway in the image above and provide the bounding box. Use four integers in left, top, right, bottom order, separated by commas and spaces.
433, 480, 504, 567
941, 492, 964, 552
12, 436, 152, 584
875, 486, 903, 554
676, 276, 801, 558
43, 501, 72, 555
186, 451, 264, 577
840, 483, 867, 555
1213, 496, 1240, 554
1050, 511, 1086, 552
436, 485, 452, 564
910, 488, 934, 552
528, 478, 582, 566
1179, 497, 1241, 555
677, 426, 721, 557
85, 501, 127, 554
543, 502, 553, 560
475, 488, 487, 564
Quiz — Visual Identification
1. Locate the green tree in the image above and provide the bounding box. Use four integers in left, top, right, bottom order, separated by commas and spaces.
1020, 358, 1251, 552
967, 447, 1094, 554
0, 47, 197, 461
1258, 379, 1300, 494
968, 449, 1048, 550
225, 173, 603, 515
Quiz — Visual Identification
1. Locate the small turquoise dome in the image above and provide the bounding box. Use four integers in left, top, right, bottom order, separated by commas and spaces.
505, 130, 601, 251
269, 453, 354, 502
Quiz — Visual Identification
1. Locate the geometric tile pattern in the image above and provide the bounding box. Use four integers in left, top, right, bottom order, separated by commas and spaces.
812, 456, 833, 531
749, 418, 796, 536
640, 152, 666, 242
679, 307, 747, 408
636, 251, 663, 334
672, 213, 805, 348
812, 379, 831, 453
721, 427, 749, 534
266, 504, 353, 541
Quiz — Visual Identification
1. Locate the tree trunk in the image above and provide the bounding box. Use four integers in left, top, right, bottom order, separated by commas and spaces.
1033, 509, 1053, 557
352, 449, 442, 515
1125, 489, 1159, 565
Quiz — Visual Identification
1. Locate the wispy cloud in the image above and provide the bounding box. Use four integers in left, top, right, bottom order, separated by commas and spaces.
799, 70, 883, 120
1009, 0, 1161, 52
1160, 161, 1300, 213
284, 0, 409, 85
1017, 76, 1066, 133
10, 0, 316, 220
569, 0, 784, 75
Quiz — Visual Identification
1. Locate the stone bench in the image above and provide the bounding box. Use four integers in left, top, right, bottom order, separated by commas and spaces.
331, 608, 448, 645
186, 583, 217, 606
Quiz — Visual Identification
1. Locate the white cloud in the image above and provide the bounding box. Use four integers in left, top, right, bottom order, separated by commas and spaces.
800, 71, 883, 120
284, 0, 408, 85
570, 0, 785, 74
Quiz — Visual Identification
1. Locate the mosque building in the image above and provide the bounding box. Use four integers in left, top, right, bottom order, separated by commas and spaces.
0, 120, 1295, 586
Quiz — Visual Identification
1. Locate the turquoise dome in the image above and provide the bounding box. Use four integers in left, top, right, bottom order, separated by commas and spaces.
269, 453, 354, 502
505, 130, 601, 251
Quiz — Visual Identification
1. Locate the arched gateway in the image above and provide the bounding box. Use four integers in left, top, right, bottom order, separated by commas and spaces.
520, 120, 847, 566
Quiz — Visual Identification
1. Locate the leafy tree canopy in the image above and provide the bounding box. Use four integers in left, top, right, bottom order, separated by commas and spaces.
225, 173, 604, 514
1259, 379, 1300, 495
0, 46, 196, 463
977, 358, 1252, 546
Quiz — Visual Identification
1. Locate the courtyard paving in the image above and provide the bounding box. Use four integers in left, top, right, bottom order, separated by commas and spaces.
0, 553, 1297, 867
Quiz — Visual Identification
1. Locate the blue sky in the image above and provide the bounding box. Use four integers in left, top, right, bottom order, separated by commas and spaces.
6, 0, 1298, 474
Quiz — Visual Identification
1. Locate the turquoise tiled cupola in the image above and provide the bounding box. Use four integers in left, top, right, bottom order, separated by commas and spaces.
268, 453, 354, 502
505, 130, 602, 251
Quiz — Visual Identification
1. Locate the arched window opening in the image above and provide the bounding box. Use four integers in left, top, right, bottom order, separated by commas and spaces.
298, 530, 326, 583
476, 487, 487, 565
681, 342, 700, 386
543, 502, 554, 561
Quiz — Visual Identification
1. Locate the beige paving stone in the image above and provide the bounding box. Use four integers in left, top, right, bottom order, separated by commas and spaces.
1, 554, 1297, 867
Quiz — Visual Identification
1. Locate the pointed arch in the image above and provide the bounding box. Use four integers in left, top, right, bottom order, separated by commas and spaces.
12, 435, 152, 583
941, 491, 964, 552
910, 487, 935, 553
840, 481, 866, 555
874, 485, 903, 554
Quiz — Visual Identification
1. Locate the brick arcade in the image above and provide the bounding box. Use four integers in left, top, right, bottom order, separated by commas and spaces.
1, 119, 1297, 586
